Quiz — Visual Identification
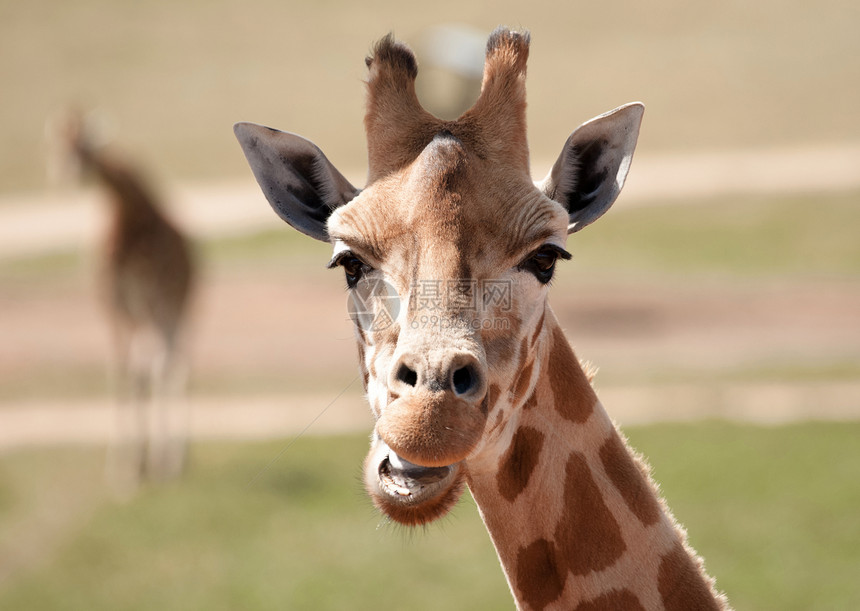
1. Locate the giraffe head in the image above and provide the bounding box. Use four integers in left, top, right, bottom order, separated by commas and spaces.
235, 28, 642, 526
44, 107, 115, 186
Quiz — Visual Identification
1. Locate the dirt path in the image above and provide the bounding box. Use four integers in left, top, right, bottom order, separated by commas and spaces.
3, 379, 860, 453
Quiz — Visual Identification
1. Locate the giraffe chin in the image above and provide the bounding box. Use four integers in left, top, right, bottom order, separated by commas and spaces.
364, 440, 465, 526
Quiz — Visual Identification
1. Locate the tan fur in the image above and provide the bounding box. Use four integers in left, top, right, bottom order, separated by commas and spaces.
341, 30, 728, 610
238, 27, 729, 610
364, 29, 532, 183
467, 312, 728, 609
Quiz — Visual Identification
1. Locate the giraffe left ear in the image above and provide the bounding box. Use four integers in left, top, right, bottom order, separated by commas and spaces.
234, 122, 359, 242
540, 102, 644, 233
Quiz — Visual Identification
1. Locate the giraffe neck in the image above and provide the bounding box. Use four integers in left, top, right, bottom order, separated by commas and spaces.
77, 146, 164, 228
464, 310, 726, 610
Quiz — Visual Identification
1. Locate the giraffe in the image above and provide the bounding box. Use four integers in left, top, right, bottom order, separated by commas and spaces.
235, 28, 729, 610
47, 109, 195, 487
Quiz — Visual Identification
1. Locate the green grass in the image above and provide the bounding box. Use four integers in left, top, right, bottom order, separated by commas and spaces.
569, 190, 860, 281
590, 360, 860, 389
632, 423, 860, 610
1, 423, 859, 610
0, 250, 83, 280
0, 438, 509, 610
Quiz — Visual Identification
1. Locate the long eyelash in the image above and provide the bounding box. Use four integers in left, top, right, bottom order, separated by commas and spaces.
545, 245, 572, 261
327, 250, 353, 269
515, 245, 572, 271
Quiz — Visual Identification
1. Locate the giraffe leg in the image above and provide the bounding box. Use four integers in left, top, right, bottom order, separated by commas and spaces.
148, 333, 189, 481
168, 351, 191, 476
133, 361, 152, 481
144, 342, 164, 481
164, 348, 190, 480
106, 326, 150, 495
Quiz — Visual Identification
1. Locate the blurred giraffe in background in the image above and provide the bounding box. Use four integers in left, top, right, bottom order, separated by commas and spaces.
46, 109, 195, 489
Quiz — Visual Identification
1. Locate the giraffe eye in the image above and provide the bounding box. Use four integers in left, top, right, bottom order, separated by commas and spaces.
519, 245, 571, 284
330, 251, 369, 288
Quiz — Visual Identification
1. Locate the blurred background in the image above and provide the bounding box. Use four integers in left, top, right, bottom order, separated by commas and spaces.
1, 0, 859, 609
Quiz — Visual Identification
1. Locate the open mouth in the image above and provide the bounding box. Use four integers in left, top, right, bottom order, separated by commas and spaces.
378, 451, 457, 502
365, 440, 465, 526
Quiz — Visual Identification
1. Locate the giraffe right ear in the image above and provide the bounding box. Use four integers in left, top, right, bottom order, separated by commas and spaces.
234, 123, 360, 242
540, 103, 644, 234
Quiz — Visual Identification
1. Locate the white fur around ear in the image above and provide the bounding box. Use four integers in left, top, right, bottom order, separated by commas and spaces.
540, 102, 644, 233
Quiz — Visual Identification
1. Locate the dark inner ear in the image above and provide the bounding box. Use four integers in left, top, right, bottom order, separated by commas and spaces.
562, 139, 609, 215
272, 145, 333, 229
542, 103, 644, 233
234, 123, 359, 242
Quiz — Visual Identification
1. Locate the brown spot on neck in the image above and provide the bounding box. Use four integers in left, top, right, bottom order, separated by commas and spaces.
82, 152, 163, 224
548, 326, 596, 423
515, 538, 565, 610
658, 541, 722, 611
599, 432, 662, 527
497, 425, 544, 502
555, 451, 626, 576
574, 589, 647, 611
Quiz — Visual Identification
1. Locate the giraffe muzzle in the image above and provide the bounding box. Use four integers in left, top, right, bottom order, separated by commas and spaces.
376, 350, 489, 467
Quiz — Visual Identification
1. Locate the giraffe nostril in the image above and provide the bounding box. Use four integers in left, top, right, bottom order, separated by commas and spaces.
452, 365, 475, 396
396, 363, 418, 387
